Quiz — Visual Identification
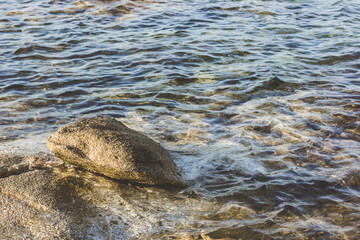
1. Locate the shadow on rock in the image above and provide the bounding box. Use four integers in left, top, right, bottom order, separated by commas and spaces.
0, 155, 130, 239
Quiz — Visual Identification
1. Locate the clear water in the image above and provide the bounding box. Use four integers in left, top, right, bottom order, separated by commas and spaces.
1, 0, 359, 239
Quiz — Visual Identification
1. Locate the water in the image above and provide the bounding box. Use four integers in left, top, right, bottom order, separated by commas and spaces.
1, 0, 360, 238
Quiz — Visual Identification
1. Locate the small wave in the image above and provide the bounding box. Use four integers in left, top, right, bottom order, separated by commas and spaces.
304, 51, 360, 66
12, 50, 120, 60
58, 89, 88, 98
108, 5, 132, 16
50, 8, 87, 15
156, 92, 211, 105
14, 45, 62, 55
250, 76, 300, 93
3, 83, 29, 92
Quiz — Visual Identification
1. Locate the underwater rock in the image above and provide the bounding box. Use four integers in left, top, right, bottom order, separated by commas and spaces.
47, 116, 185, 186
344, 170, 360, 190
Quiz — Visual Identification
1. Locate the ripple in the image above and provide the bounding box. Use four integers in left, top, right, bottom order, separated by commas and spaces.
305, 51, 360, 66
1, 0, 360, 238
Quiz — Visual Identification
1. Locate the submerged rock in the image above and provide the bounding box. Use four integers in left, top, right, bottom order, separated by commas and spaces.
344, 170, 360, 190
47, 117, 185, 186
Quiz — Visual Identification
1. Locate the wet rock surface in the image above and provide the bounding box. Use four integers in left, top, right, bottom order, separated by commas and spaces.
0, 118, 192, 239
0, 155, 123, 239
47, 117, 185, 186
0, 154, 202, 239
0, 119, 189, 239
0, 153, 63, 178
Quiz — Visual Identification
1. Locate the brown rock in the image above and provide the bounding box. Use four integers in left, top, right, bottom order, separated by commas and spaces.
47, 117, 185, 186
344, 170, 360, 190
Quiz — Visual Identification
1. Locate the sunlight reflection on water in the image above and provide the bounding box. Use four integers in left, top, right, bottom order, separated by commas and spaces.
1, 0, 360, 238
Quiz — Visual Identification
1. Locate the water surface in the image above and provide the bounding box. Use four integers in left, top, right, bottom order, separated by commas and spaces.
1, 0, 359, 239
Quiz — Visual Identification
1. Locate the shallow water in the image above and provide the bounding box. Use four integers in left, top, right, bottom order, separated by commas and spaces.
1, 0, 359, 239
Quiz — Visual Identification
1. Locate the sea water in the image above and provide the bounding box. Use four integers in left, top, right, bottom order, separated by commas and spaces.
1, 0, 359, 238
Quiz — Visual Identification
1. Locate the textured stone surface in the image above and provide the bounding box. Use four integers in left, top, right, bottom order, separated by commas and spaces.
0, 154, 199, 239
0, 155, 120, 239
47, 117, 185, 186
0, 153, 63, 178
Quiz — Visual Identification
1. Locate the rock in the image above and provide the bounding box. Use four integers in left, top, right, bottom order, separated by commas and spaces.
344, 170, 360, 190
0, 154, 203, 239
47, 117, 185, 186
0, 154, 131, 239
0, 153, 63, 178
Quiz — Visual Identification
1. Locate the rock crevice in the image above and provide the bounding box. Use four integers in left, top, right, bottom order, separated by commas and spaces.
0, 153, 63, 178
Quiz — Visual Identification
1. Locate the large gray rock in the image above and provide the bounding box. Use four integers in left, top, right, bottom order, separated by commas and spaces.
47, 117, 185, 186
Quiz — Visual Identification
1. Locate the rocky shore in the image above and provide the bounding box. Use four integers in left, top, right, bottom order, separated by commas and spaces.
0, 117, 187, 239
3, 117, 358, 239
